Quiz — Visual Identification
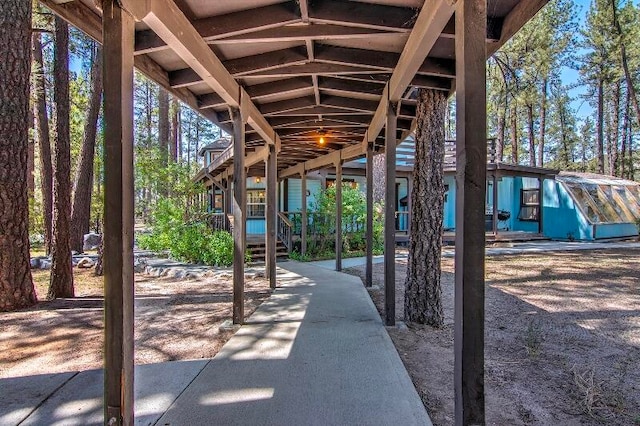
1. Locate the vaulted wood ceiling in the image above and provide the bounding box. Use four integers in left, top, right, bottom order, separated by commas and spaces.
42, 0, 547, 177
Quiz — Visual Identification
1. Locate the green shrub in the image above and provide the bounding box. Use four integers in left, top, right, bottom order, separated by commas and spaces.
137, 199, 235, 267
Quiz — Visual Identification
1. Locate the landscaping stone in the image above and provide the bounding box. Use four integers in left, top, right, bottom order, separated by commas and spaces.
83, 233, 102, 251
76, 257, 95, 269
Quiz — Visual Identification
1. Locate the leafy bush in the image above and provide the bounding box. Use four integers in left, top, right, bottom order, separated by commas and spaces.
137, 199, 234, 267
302, 183, 384, 259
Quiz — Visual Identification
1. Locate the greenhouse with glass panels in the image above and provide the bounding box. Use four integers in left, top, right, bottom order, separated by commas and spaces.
543, 172, 640, 241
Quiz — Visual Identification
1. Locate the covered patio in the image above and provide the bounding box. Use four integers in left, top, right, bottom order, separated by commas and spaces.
40, 0, 548, 424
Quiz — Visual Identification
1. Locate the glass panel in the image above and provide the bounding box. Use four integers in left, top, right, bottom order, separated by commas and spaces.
247, 190, 266, 218
601, 185, 635, 222
618, 186, 640, 220
518, 206, 539, 221
564, 183, 607, 223
583, 184, 622, 222
522, 189, 539, 206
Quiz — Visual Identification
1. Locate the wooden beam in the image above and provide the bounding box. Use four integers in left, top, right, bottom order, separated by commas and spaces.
366, 0, 455, 146
384, 101, 397, 327
126, 0, 277, 145
102, 1, 134, 424
487, 0, 548, 56
38, 0, 229, 133
266, 105, 374, 117
301, 169, 308, 256
365, 143, 373, 288
454, 0, 487, 422
259, 96, 316, 115
241, 61, 387, 78
245, 77, 314, 100
321, 95, 379, 113
309, 0, 415, 32
231, 107, 246, 325
319, 76, 385, 97
266, 145, 277, 289
215, 23, 393, 44
335, 159, 343, 271
134, 2, 301, 54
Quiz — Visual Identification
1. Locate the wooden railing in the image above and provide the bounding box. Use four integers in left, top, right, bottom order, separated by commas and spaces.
395, 211, 409, 233
206, 212, 231, 232
282, 211, 367, 237
277, 212, 293, 251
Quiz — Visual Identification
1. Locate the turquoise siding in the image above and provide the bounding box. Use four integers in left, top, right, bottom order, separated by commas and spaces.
543, 180, 593, 240
510, 177, 539, 233
593, 223, 638, 239
287, 178, 322, 211
444, 175, 456, 230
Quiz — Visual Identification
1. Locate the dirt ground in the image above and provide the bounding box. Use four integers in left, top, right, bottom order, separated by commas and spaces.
346, 248, 640, 426
0, 268, 271, 379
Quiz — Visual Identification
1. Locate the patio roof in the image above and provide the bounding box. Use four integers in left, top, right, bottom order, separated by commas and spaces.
43, 0, 546, 178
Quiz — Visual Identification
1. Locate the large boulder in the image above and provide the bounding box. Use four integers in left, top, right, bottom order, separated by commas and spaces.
83, 233, 102, 251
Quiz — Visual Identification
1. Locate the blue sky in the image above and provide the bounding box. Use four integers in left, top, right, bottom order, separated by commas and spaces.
563, 0, 640, 120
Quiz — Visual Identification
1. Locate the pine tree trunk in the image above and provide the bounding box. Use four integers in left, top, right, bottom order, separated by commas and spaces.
496, 102, 506, 163
28, 108, 35, 195
372, 154, 386, 204
48, 17, 74, 299
510, 103, 519, 164
610, 82, 620, 176
610, 0, 640, 134
596, 78, 605, 174
404, 89, 446, 327
70, 45, 102, 253
0, 0, 37, 311
537, 78, 547, 167
560, 106, 569, 167
526, 103, 535, 167
33, 32, 53, 255
170, 98, 179, 162
158, 89, 169, 166
621, 87, 630, 178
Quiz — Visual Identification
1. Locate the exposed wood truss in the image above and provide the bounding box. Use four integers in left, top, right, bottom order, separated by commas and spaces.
42, 0, 549, 180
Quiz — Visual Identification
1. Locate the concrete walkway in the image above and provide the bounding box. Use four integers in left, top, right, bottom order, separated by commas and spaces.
309, 240, 640, 270
2, 263, 430, 426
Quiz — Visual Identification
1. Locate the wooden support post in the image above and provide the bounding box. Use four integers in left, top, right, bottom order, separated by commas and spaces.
538, 176, 544, 235
365, 143, 374, 287
454, 0, 487, 423
266, 144, 277, 289
301, 170, 308, 256
492, 173, 498, 235
102, 1, 135, 424
283, 178, 289, 212
231, 107, 246, 324
407, 175, 413, 232
225, 179, 232, 216
335, 159, 343, 271
384, 101, 397, 326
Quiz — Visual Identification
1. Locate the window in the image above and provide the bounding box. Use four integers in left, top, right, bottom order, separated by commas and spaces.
247, 189, 265, 218
519, 188, 539, 221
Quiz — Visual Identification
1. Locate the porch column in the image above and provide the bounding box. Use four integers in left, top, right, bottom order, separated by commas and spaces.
384, 100, 397, 326
335, 159, 343, 271
538, 176, 544, 235
225, 178, 232, 216
266, 144, 277, 289
407, 175, 413, 231
365, 143, 374, 287
102, 1, 135, 424
301, 169, 308, 256
492, 173, 498, 235
454, 0, 487, 423
231, 107, 246, 324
